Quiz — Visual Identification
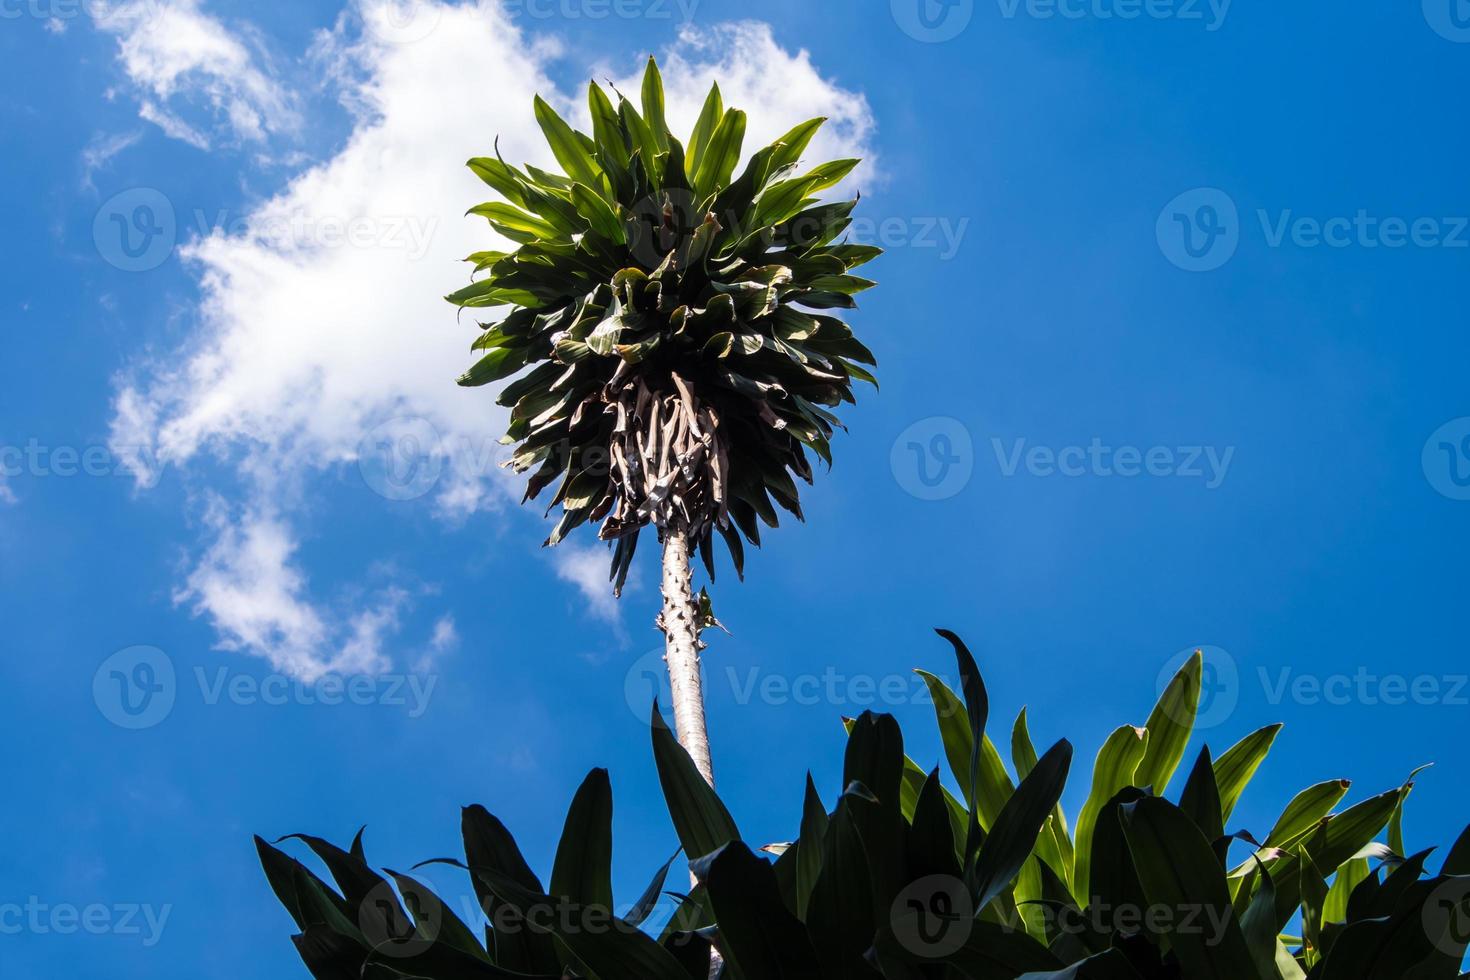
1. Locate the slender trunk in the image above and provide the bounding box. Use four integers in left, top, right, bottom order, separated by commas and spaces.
659, 528, 714, 786
659, 530, 724, 976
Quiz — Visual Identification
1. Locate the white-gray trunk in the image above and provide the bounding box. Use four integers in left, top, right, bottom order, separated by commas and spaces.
658, 530, 723, 976
659, 529, 714, 787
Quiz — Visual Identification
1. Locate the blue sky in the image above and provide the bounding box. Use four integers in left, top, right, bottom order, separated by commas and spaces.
2, 0, 1469, 976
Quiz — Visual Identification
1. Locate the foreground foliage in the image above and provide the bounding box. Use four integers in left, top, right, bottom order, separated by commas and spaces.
258, 633, 1470, 978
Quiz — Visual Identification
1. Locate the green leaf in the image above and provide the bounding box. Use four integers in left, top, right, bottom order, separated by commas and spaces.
971, 739, 1073, 909
903, 756, 969, 860
467, 156, 528, 206
1013, 709, 1075, 885
1178, 744, 1225, 847
1072, 725, 1149, 902
460, 805, 559, 972
1257, 788, 1405, 929
466, 863, 690, 980
468, 201, 562, 239
1240, 861, 1282, 978
444, 277, 538, 309
908, 767, 962, 879
1088, 787, 1149, 926
618, 98, 661, 178
764, 117, 827, 177
808, 273, 877, 295
587, 309, 643, 356
795, 774, 828, 920
569, 182, 624, 242
1297, 847, 1331, 963
1265, 779, 1353, 848
587, 80, 628, 170
550, 768, 614, 913
755, 159, 860, 225
692, 843, 820, 978
1214, 723, 1283, 822
933, 629, 993, 875
1314, 879, 1447, 979
650, 701, 740, 862
625, 849, 681, 927
1134, 650, 1201, 796
1310, 790, 1404, 872
384, 869, 492, 964
275, 832, 405, 935
1119, 796, 1259, 979
804, 795, 875, 971
1323, 857, 1370, 924
692, 108, 746, 198
684, 82, 723, 180
255, 836, 324, 932
915, 672, 1015, 834
640, 57, 669, 151
457, 346, 527, 387
532, 95, 604, 195
843, 710, 904, 817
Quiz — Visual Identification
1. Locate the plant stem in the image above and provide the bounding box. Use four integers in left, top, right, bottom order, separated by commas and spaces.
659, 528, 714, 787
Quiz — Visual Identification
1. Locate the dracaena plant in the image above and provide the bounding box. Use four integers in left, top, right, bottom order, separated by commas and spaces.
258, 632, 1470, 980
448, 57, 880, 787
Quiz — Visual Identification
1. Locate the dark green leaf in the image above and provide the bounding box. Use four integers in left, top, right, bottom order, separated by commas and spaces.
651, 701, 740, 862
1119, 796, 1258, 979
972, 740, 1073, 909
550, 768, 614, 912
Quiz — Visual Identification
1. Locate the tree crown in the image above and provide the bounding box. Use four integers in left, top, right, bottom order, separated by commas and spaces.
451, 57, 880, 593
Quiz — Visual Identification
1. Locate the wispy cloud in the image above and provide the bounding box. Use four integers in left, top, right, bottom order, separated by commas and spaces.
90, 0, 299, 147
176, 499, 406, 681
138, 101, 211, 150
553, 544, 626, 628
412, 613, 460, 672
80, 130, 143, 189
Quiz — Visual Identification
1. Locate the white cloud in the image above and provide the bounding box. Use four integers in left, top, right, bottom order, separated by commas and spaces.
91, 0, 299, 147
112, 2, 875, 676
428, 614, 458, 654
412, 612, 460, 672
0, 474, 15, 506
80, 130, 143, 189
138, 100, 211, 150
177, 501, 403, 680
553, 544, 624, 627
